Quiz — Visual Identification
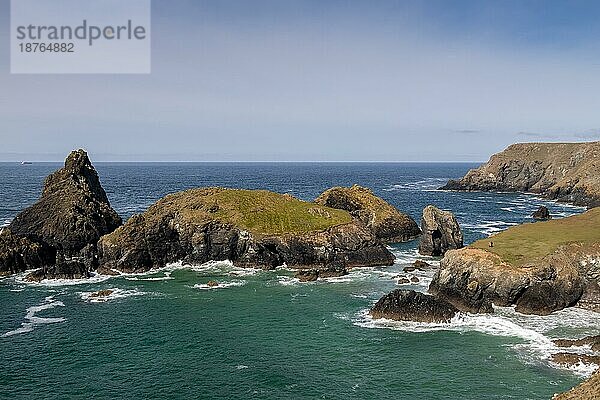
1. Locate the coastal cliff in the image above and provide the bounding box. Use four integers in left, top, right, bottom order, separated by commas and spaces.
441, 141, 600, 208
98, 188, 395, 273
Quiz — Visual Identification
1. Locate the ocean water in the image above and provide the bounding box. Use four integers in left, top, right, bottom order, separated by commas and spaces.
0, 162, 597, 400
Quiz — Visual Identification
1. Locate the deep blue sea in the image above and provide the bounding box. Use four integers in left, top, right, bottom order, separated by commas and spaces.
1, 162, 598, 399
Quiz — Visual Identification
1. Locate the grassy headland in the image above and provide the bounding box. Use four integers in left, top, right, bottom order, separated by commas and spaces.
470, 207, 600, 265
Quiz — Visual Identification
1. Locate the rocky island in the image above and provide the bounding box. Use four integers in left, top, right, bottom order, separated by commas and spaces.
1, 150, 428, 280
441, 141, 600, 208
97, 187, 395, 273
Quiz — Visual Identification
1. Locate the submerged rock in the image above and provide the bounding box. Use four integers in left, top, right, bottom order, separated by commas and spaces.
89, 289, 114, 298
98, 188, 394, 273
315, 185, 421, 243
370, 289, 458, 323
418, 205, 463, 256
533, 206, 551, 220
9, 150, 121, 256
413, 260, 432, 269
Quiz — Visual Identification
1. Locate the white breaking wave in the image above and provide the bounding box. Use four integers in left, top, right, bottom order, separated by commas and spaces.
125, 271, 174, 281
15, 271, 112, 287
384, 178, 450, 192
461, 220, 519, 236
165, 260, 261, 277
277, 275, 300, 286
193, 280, 246, 290
79, 288, 147, 303
353, 305, 600, 377
2, 296, 65, 337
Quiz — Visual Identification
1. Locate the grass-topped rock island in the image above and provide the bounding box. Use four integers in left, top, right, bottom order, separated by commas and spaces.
1, 150, 428, 280
97, 187, 396, 274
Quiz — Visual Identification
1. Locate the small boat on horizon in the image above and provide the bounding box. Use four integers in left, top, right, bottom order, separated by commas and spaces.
21, 161, 32, 165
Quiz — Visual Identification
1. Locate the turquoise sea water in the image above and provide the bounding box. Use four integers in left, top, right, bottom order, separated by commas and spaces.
1, 163, 598, 399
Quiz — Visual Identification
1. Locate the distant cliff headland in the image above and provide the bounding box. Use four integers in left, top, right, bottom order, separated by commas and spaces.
442, 141, 600, 208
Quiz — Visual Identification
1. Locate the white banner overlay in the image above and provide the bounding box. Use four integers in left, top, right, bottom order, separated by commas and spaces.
11, 0, 151, 74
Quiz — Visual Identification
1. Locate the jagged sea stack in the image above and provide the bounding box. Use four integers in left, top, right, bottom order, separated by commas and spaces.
9, 149, 122, 256
315, 185, 421, 243
4, 149, 121, 280
418, 205, 463, 256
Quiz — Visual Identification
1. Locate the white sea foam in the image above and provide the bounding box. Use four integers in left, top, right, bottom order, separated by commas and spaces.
383, 178, 450, 192
79, 288, 147, 303
2, 296, 65, 337
125, 271, 174, 281
391, 247, 440, 267
461, 220, 518, 236
193, 280, 246, 290
353, 305, 600, 377
554, 361, 600, 377
165, 260, 261, 277
15, 271, 112, 287
277, 276, 300, 286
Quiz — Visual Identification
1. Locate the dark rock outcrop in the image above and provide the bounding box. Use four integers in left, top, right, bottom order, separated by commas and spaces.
405, 260, 433, 272
24, 258, 89, 282
553, 335, 600, 352
370, 289, 458, 323
440, 142, 600, 208
295, 266, 348, 282
418, 205, 463, 256
315, 185, 421, 243
414, 260, 432, 269
0, 228, 55, 276
551, 353, 600, 368
8, 149, 122, 257
533, 206, 551, 220
98, 188, 395, 273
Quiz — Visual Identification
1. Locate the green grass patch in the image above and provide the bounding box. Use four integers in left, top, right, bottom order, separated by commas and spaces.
470, 207, 600, 265
147, 188, 353, 236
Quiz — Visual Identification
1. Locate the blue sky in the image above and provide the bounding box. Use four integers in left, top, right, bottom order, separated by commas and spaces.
1, 0, 600, 161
